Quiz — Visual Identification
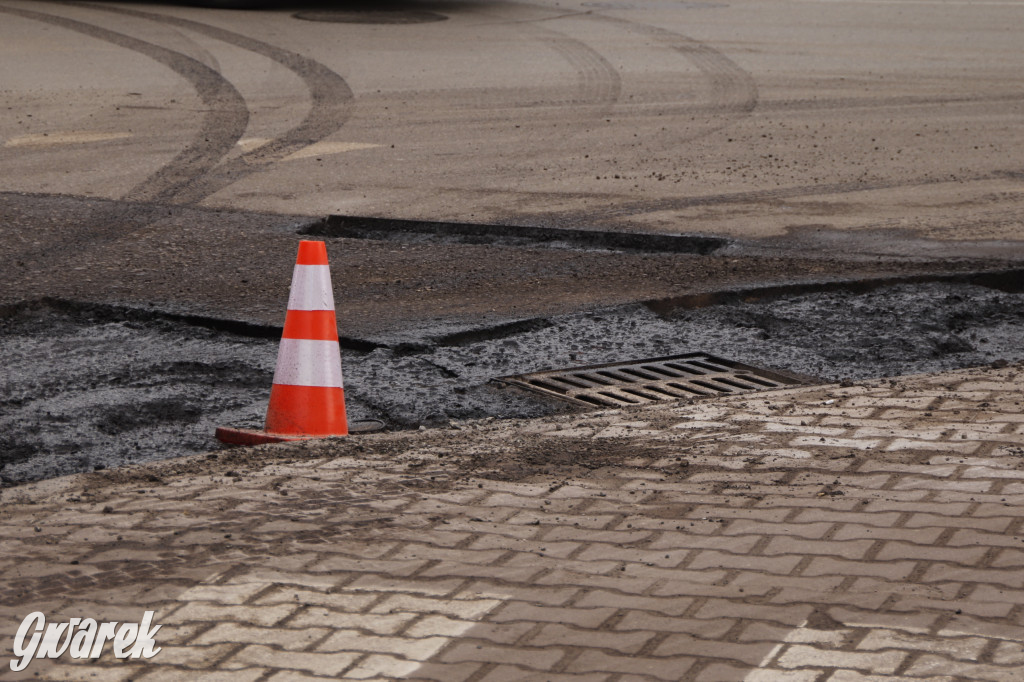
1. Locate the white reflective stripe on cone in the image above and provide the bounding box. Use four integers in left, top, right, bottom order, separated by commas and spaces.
287, 265, 337, 311
272, 338, 345, 388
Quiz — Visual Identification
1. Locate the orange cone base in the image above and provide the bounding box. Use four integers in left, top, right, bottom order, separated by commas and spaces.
215, 426, 346, 447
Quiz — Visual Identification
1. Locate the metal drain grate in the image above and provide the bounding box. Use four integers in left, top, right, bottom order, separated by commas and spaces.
496, 353, 806, 408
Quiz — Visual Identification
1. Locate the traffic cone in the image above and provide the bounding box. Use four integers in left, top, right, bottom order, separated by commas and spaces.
216, 240, 348, 446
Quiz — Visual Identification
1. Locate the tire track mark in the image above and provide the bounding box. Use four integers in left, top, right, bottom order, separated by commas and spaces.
469, 6, 621, 112
534, 28, 622, 108
497, 2, 756, 141
0, 4, 249, 206
591, 13, 758, 141
77, 2, 355, 205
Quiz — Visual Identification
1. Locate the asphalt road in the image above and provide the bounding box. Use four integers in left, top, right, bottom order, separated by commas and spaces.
1, 0, 1023, 334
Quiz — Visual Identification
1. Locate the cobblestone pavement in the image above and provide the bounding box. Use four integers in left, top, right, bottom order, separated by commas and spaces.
2, 365, 1024, 681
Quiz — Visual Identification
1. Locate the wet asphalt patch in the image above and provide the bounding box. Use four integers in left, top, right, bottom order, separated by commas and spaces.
3, 280, 1024, 484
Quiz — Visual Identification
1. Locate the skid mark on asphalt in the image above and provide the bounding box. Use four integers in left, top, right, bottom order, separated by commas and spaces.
3, 131, 134, 148
468, 4, 621, 116
0, 3, 249, 206
76, 1, 355, 205
533, 29, 623, 109
592, 13, 758, 129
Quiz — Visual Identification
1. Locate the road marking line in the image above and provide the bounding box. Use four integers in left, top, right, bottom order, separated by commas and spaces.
4, 131, 133, 148
236, 137, 272, 153
284, 141, 380, 161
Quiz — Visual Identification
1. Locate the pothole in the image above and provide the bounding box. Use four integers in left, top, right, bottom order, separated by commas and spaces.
3, 278, 1024, 484
300, 215, 729, 255
292, 10, 448, 24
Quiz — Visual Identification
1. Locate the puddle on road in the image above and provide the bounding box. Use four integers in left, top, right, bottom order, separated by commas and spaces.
2, 280, 1024, 484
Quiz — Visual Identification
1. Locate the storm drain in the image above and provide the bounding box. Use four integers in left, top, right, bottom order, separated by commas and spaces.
496, 353, 807, 408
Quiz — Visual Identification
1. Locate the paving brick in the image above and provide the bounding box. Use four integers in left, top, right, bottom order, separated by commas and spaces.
222, 569, 340, 591
904, 655, 1022, 681
886, 439, 981, 455
469, 536, 580, 558
694, 600, 812, 626
164, 602, 299, 627
831, 525, 945, 543
802, 557, 917, 581
617, 614, 734, 641
741, 622, 849, 646
938, 614, 1024, 641
346, 654, 423, 679
344, 576, 466, 597
851, 426, 945, 440
317, 630, 449, 660
792, 510, 902, 527
972, 503, 1024, 518
175, 583, 268, 606
478, 666, 610, 682
891, 476, 993, 493
654, 635, 773, 665
646, 533, 763, 554
688, 506, 794, 522
846, 396, 937, 409
722, 520, 835, 540
507, 511, 619, 529
405, 615, 534, 643
529, 623, 653, 653
503, 553, 623, 575
193, 622, 329, 650
688, 550, 803, 574
289, 608, 416, 634
875, 541, 990, 564
764, 536, 874, 560
370, 594, 501, 619
306, 556, 428, 577
775, 645, 905, 673
566, 650, 694, 680
263, 670, 344, 681
419, 562, 542, 581
146, 643, 237, 668
855, 628, 988, 660
398, 661, 483, 681
388, 544, 507, 565
825, 607, 936, 635
226, 645, 359, 676
440, 642, 564, 669
862, 497, 973, 514
905, 512, 1013, 531
825, 672, 955, 682
967, 582, 1024, 604
490, 602, 617, 628
542, 527, 656, 544
574, 590, 694, 617
459, 582, 576, 606
255, 587, 379, 611
992, 640, 1024, 665
693, 662, 756, 682
924, 564, 1024, 589
733, 573, 845, 596
136, 668, 268, 682
384, 529, 475, 547
34, 663, 152, 681
964, 465, 1024, 480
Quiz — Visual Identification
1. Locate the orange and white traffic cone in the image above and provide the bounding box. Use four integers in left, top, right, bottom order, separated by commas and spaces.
216, 240, 348, 446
